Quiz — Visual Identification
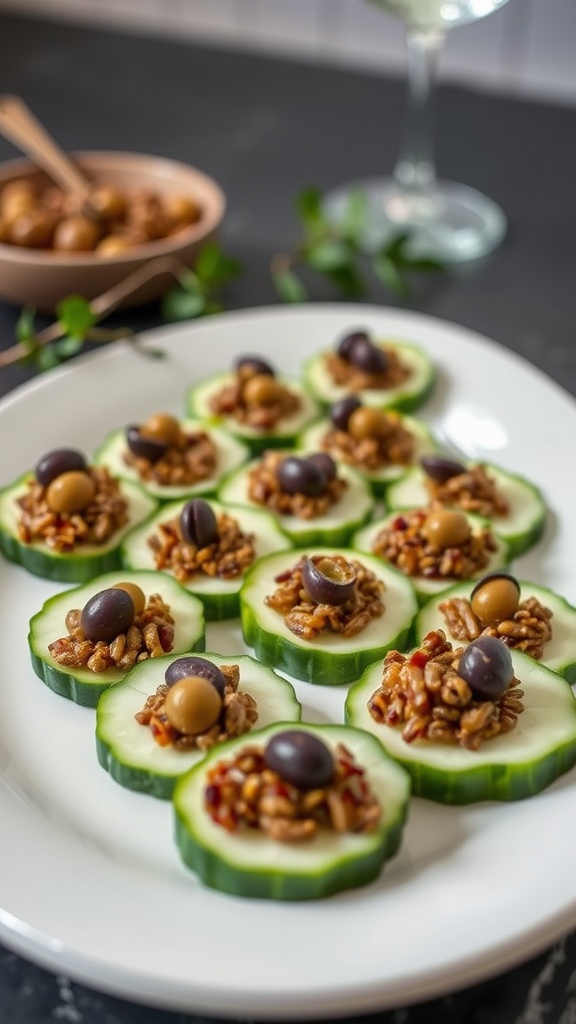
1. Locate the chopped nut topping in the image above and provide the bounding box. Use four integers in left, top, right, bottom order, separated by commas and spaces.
124, 430, 218, 487
247, 450, 347, 519
204, 740, 381, 841
325, 346, 410, 392
266, 555, 385, 640
17, 467, 128, 552
439, 594, 553, 660
368, 630, 524, 750
371, 508, 497, 580
424, 464, 509, 518
210, 365, 302, 432
320, 415, 415, 472
135, 663, 258, 751
147, 511, 256, 581
48, 593, 175, 673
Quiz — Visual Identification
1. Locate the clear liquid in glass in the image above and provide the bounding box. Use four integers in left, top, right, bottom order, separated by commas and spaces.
368, 0, 510, 30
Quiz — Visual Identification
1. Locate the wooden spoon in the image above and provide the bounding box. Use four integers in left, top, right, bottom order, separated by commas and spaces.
0, 94, 92, 207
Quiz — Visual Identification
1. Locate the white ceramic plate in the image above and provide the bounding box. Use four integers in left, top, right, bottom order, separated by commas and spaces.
0, 305, 575, 1019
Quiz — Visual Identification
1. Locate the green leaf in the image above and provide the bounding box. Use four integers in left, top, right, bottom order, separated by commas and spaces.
372, 254, 411, 299
55, 295, 97, 340
402, 256, 445, 273
194, 242, 243, 287
161, 286, 207, 322
305, 240, 351, 272
54, 335, 84, 358
36, 345, 62, 371
272, 266, 308, 304
16, 304, 38, 345
296, 187, 324, 229
340, 189, 367, 244
382, 231, 411, 262
323, 262, 364, 298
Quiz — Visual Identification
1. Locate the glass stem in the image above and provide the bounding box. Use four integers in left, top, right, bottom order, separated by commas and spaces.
393, 27, 444, 193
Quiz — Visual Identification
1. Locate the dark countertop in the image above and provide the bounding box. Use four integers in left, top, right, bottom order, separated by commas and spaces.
0, 11, 576, 1024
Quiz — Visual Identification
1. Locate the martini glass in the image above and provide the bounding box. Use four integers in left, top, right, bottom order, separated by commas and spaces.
324, 0, 511, 261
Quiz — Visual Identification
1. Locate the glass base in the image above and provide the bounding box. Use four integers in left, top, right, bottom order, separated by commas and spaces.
323, 177, 507, 262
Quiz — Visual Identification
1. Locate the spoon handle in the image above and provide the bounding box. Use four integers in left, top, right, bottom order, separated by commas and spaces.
0, 94, 91, 201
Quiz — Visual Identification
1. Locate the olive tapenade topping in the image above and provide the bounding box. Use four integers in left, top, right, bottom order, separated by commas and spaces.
209, 356, 302, 432
124, 412, 218, 487
147, 498, 256, 582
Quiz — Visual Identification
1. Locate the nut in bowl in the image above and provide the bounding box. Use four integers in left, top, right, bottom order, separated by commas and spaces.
0, 151, 226, 313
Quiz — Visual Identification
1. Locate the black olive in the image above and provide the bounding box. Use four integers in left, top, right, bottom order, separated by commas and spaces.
277, 456, 327, 497
164, 656, 226, 697
348, 337, 387, 375
263, 730, 334, 790
420, 454, 466, 483
35, 448, 87, 487
306, 452, 337, 484
80, 588, 135, 643
458, 636, 514, 701
234, 354, 275, 377
180, 499, 219, 548
301, 555, 357, 605
330, 396, 362, 431
337, 330, 370, 361
126, 425, 168, 463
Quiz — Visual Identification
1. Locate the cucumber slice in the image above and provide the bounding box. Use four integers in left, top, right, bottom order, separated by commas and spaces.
121, 500, 294, 621
302, 340, 435, 413
415, 580, 576, 684
186, 372, 320, 454
353, 511, 510, 604
218, 460, 374, 548
0, 475, 157, 584
346, 649, 576, 804
97, 653, 302, 799
93, 420, 249, 502
387, 464, 546, 558
28, 570, 206, 707
240, 547, 418, 685
297, 414, 439, 497
173, 722, 411, 900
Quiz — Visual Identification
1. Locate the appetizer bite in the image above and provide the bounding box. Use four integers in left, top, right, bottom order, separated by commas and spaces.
94, 412, 249, 502
29, 570, 205, 707
97, 653, 301, 798
173, 723, 411, 900
346, 630, 576, 804
186, 354, 320, 453
0, 447, 157, 582
303, 328, 434, 412
121, 496, 293, 620
240, 547, 417, 685
219, 450, 374, 547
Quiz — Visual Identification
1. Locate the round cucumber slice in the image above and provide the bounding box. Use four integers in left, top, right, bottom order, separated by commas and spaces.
186, 372, 320, 453
302, 339, 435, 413
240, 547, 418, 685
346, 649, 576, 804
297, 414, 439, 497
353, 511, 510, 604
29, 569, 206, 707
97, 653, 302, 799
121, 499, 293, 621
387, 464, 546, 558
218, 460, 374, 548
93, 419, 249, 502
415, 580, 576, 684
173, 722, 411, 900
0, 474, 158, 584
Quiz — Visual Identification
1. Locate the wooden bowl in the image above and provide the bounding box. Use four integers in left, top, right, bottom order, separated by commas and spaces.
0, 151, 226, 314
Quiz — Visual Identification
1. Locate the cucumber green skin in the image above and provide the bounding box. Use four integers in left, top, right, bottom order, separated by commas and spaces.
121, 500, 294, 621
96, 654, 302, 799
302, 341, 435, 414
296, 416, 440, 499
240, 549, 418, 686
0, 474, 158, 584
345, 651, 576, 804
387, 464, 546, 559
415, 580, 576, 685
173, 722, 411, 900
186, 372, 321, 455
28, 569, 207, 707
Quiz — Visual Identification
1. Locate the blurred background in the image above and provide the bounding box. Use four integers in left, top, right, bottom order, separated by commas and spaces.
0, 0, 574, 107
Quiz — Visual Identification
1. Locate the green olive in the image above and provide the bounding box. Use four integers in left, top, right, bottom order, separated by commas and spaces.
243, 373, 283, 406
95, 234, 135, 257
46, 470, 96, 514
111, 581, 146, 616
347, 406, 391, 440
470, 574, 521, 626
164, 675, 222, 735
8, 208, 55, 248
140, 412, 182, 447
89, 184, 127, 220
53, 215, 101, 252
422, 509, 471, 548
